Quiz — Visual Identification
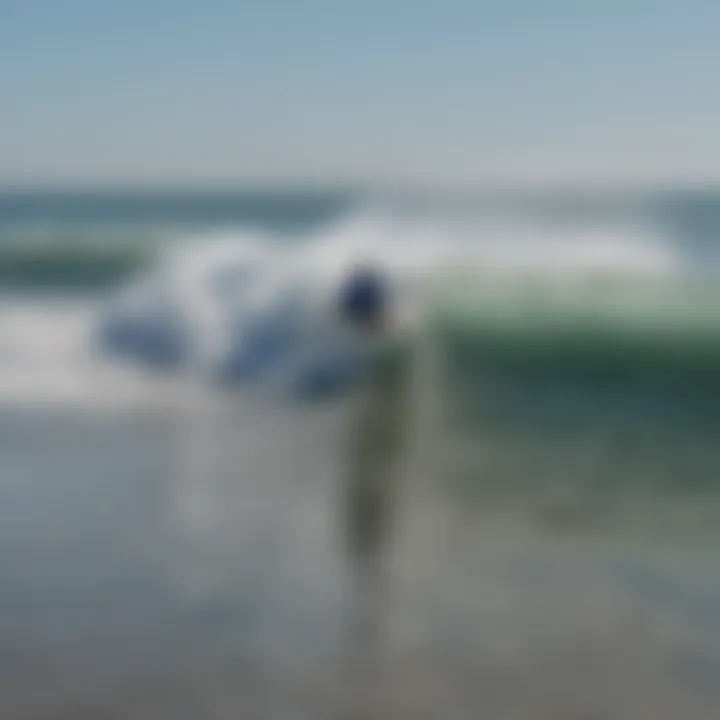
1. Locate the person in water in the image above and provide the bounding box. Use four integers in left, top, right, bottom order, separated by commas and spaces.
337, 262, 413, 589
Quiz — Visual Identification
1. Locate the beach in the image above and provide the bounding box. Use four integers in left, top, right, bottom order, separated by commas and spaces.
0, 190, 719, 717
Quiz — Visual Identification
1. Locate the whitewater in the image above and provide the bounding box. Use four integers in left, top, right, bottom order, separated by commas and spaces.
2, 204, 714, 410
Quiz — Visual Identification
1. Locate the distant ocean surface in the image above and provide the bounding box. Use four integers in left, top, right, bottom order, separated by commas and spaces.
0, 186, 719, 285
1, 188, 720, 717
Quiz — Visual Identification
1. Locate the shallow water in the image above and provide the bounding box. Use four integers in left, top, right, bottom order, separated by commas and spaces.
0, 389, 720, 719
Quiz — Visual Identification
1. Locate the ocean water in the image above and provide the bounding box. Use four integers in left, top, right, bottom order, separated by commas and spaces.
1, 188, 720, 717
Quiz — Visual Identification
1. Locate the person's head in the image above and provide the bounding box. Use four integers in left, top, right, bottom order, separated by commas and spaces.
337, 262, 390, 336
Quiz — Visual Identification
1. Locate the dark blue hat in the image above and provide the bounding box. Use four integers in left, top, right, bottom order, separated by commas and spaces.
338, 265, 389, 325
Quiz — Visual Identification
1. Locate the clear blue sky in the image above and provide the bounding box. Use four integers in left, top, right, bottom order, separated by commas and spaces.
2, 0, 719, 187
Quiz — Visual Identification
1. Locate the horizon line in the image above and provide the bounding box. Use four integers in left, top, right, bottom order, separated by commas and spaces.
2, 179, 720, 197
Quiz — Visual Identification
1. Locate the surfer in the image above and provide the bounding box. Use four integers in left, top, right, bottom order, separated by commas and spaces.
334, 260, 430, 719
337, 262, 414, 625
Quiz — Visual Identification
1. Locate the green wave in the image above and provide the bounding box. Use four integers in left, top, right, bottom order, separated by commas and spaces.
0, 243, 153, 288
432, 277, 720, 386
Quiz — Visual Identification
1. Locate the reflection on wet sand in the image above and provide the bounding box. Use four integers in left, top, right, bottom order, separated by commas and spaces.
171, 379, 401, 719
1, 372, 720, 717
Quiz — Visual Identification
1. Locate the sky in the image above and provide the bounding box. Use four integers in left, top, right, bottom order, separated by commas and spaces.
2, 0, 720, 188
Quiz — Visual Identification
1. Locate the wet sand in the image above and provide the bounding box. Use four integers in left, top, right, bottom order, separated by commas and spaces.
0, 399, 720, 719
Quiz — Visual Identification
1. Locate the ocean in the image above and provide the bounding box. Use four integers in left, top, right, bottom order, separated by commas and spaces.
1, 187, 720, 718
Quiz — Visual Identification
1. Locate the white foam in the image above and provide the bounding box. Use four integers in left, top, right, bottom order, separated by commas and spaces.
0, 208, 687, 407
0, 299, 158, 408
